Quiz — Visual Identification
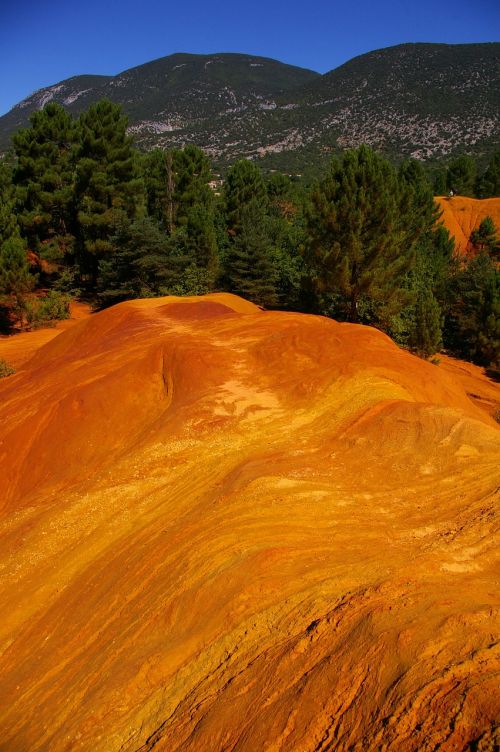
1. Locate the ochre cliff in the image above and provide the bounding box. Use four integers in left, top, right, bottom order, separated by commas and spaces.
436, 195, 500, 256
0, 294, 498, 751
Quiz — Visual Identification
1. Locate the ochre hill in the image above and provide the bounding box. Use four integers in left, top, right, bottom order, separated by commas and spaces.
436, 195, 500, 256
0, 301, 91, 369
0, 294, 499, 752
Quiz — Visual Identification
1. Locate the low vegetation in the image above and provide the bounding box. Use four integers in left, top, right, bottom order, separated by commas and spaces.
0, 359, 15, 378
0, 100, 498, 365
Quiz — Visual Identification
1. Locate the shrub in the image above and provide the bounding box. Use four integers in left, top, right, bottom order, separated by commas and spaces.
0, 359, 15, 378
25, 291, 71, 328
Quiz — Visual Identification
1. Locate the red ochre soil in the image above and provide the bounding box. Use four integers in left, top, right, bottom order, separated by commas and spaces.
436, 195, 500, 256
0, 301, 91, 369
0, 293, 499, 752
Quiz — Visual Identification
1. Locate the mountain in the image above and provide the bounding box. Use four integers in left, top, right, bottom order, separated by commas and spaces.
0, 294, 498, 750
1, 43, 499, 173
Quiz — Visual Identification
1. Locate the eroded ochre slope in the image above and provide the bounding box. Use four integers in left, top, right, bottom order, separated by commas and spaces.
436, 195, 500, 256
0, 294, 499, 752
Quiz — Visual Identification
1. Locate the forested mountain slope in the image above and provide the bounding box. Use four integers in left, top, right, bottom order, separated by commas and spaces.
1, 43, 498, 172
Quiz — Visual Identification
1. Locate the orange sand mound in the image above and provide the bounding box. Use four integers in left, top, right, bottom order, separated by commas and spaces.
436, 195, 500, 256
0, 294, 498, 751
0, 301, 91, 369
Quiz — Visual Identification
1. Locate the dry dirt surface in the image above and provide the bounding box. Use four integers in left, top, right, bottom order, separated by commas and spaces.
0, 301, 91, 369
0, 293, 499, 752
436, 195, 500, 256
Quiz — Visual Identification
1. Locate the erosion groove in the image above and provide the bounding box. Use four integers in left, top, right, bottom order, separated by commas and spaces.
0, 293, 498, 751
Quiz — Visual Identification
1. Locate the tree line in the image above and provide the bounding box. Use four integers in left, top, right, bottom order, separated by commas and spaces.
0, 100, 498, 366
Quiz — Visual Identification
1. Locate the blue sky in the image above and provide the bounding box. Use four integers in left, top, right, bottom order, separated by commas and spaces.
0, 0, 498, 115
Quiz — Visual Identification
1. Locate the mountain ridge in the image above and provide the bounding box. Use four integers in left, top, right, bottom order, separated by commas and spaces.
1, 42, 499, 172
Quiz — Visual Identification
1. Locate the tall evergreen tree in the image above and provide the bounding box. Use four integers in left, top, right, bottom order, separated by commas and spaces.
142, 145, 218, 285
409, 284, 443, 358
445, 253, 499, 366
470, 216, 499, 259
266, 172, 307, 309
12, 103, 76, 262
476, 151, 500, 198
222, 199, 277, 307
221, 160, 278, 305
0, 236, 35, 325
75, 100, 144, 285
223, 159, 268, 233
446, 155, 476, 196
0, 160, 19, 246
98, 216, 184, 304
306, 146, 434, 322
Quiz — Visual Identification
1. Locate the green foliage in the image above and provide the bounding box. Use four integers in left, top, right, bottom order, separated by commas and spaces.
0, 359, 16, 378
0, 236, 34, 298
444, 253, 500, 366
409, 285, 443, 357
476, 151, 500, 198
223, 160, 268, 232
306, 146, 436, 322
446, 155, 476, 196
470, 216, 499, 259
0, 160, 20, 245
75, 100, 145, 284
12, 103, 76, 261
142, 145, 219, 287
222, 199, 278, 307
97, 217, 184, 304
25, 290, 71, 327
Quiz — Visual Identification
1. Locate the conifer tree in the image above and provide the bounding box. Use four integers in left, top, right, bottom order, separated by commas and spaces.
142, 145, 218, 285
445, 253, 499, 366
306, 146, 432, 322
446, 155, 476, 196
0, 236, 35, 325
98, 216, 184, 304
223, 159, 268, 233
476, 151, 500, 198
221, 160, 278, 306
75, 100, 144, 285
12, 103, 76, 262
222, 199, 277, 307
470, 216, 499, 259
0, 161, 19, 246
410, 286, 443, 358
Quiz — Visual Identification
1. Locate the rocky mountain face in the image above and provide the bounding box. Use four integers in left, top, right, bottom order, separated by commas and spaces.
1, 43, 499, 173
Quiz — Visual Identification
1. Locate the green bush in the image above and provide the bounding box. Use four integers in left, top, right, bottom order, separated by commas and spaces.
0, 359, 16, 378
25, 291, 71, 328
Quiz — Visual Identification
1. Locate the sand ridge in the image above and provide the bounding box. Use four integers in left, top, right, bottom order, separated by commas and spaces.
436, 195, 500, 256
0, 293, 498, 751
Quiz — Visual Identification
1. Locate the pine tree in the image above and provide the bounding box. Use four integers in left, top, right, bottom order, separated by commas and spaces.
221, 160, 277, 306
75, 100, 144, 286
445, 253, 499, 366
0, 236, 35, 325
223, 159, 268, 233
476, 151, 500, 198
223, 200, 277, 307
470, 216, 499, 259
0, 160, 19, 246
306, 146, 432, 322
446, 155, 476, 196
142, 145, 218, 286
409, 282, 443, 358
12, 103, 76, 262
266, 172, 307, 309
98, 217, 184, 304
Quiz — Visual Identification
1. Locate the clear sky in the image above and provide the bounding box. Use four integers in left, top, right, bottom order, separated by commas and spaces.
0, 0, 498, 116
